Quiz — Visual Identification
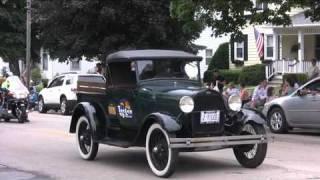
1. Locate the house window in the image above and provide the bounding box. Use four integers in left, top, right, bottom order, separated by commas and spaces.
42, 53, 49, 71
70, 61, 80, 71
255, 0, 268, 10
234, 41, 244, 60
265, 35, 274, 59
205, 49, 213, 65
315, 35, 320, 59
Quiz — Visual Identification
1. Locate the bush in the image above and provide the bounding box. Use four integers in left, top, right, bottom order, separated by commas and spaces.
31, 67, 42, 84
283, 73, 308, 85
220, 69, 241, 84
208, 42, 229, 70
238, 64, 265, 85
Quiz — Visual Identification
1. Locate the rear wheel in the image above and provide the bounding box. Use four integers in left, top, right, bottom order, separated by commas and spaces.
60, 97, 70, 115
146, 123, 178, 178
16, 106, 27, 123
76, 116, 99, 160
268, 107, 288, 133
233, 123, 267, 168
38, 97, 47, 113
4, 118, 10, 122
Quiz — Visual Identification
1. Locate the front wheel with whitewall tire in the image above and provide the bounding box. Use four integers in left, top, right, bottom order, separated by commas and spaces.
76, 116, 99, 160
233, 123, 268, 168
60, 97, 70, 115
146, 123, 178, 178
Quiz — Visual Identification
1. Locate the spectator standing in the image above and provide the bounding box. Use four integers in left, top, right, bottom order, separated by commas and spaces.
251, 80, 268, 108
210, 70, 225, 93
307, 59, 320, 80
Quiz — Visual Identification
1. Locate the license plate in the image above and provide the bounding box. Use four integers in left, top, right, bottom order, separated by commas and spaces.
200, 111, 220, 124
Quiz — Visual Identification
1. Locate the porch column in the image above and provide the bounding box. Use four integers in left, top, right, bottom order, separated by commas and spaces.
273, 33, 278, 61
279, 35, 282, 60
298, 30, 304, 73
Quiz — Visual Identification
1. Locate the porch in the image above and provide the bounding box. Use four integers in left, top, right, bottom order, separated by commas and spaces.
265, 25, 320, 81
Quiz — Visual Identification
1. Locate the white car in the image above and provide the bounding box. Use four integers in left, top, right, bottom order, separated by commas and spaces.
38, 73, 105, 115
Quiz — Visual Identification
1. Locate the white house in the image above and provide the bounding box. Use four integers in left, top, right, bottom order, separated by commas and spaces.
194, 27, 229, 78
40, 48, 97, 81
230, 2, 320, 80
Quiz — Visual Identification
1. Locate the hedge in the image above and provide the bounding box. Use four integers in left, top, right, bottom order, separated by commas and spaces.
204, 64, 265, 86
238, 64, 265, 85
208, 42, 229, 70
283, 73, 308, 86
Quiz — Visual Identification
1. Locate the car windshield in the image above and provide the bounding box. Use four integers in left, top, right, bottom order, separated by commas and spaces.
7, 76, 28, 93
136, 59, 200, 81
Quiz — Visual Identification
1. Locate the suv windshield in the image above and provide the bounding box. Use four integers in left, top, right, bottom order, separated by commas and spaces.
137, 59, 200, 81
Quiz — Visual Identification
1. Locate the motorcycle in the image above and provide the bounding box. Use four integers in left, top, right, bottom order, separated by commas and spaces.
1, 76, 29, 123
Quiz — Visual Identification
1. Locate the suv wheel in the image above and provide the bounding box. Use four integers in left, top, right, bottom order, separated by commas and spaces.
146, 123, 178, 178
60, 97, 70, 115
38, 97, 47, 113
268, 107, 288, 133
76, 116, 99, 160
233, 123, 268, 168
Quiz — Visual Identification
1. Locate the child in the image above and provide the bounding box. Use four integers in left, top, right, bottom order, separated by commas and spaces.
240, 83, 250, 107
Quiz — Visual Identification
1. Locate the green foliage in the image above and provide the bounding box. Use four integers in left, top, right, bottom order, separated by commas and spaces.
238, 64, 265, 85
208, 43, 229, 70
171, 0, 319, 40
41, 79, 49, 88
35, 83, 44, 92
31, 67, 42, 84
283, 73, 308, 86
220, 69, 241, 84
33, 0, 203, 60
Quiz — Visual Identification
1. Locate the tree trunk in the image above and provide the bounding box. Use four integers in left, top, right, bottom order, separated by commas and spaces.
9, 60, 20, 77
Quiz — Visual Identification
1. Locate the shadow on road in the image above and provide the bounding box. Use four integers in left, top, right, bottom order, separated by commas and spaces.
96, 149, 241, 177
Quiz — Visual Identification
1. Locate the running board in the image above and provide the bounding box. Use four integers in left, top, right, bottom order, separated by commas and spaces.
169, 134, 272, 149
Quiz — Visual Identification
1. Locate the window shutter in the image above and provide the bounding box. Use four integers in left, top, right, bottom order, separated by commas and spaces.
230, 35, 235, 63
244, 34, 248, 61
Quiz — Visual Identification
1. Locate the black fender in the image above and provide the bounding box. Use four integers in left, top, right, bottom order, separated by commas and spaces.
69, 102, 107, 140
240, 108, 266, 125
143, 112, 181, 133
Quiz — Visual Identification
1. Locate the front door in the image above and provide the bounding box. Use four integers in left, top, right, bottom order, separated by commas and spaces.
287, 80, 320, 125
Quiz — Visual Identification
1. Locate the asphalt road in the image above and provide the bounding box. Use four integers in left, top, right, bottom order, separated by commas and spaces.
1, 112, 320, 180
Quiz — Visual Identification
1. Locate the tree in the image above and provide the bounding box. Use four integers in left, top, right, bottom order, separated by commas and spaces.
171, 0, 320, 40
0, 0, 41, 76
33, 0, 203, 61
208, 42, 229, 70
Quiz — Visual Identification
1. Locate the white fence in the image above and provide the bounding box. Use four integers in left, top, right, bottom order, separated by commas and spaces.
265, 60, 320, 80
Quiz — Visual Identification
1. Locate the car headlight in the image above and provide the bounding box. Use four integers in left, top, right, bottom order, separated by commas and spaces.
13, 93, 28, 99
179, 96, 194, 113
228, 95, 242, 111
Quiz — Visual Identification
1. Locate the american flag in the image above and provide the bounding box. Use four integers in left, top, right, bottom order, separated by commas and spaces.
254, 27, 264, 58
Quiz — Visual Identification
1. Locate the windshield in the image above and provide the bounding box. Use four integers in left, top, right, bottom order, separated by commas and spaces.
136, 59, 200, 81
7, 76, 28, 93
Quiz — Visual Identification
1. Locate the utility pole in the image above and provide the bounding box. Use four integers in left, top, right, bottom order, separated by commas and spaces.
26, 0, 31, 89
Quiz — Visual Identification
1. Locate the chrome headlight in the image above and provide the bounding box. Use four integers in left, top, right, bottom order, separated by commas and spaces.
179, 96, 194, 113
228, 95, 242, 111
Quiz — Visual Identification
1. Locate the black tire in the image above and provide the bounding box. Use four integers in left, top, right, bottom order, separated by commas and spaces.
233, 123, 268, 168
38, 97, 47, 113
17, 107, 27, 123
60, 97, 70, 115
4, 118, 10, 122
76, 116, 99, 160
267, 107, 288, 133
146, 123, 178, 178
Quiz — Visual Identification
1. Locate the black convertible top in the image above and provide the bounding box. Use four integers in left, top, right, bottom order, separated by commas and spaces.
106, 50, 202, 63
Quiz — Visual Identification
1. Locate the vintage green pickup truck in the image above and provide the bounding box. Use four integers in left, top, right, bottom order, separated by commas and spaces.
69, 50, 269, 178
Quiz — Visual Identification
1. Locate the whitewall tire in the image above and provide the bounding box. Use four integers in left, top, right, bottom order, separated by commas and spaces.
146, 123, 178, 178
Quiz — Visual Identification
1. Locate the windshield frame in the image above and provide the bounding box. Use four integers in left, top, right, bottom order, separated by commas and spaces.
135, 59, 201, 83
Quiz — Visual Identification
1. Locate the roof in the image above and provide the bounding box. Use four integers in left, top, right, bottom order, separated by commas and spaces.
106, 50, 202, 63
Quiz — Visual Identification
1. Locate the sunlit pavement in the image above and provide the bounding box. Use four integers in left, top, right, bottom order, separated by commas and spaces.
1, 112, 320, 180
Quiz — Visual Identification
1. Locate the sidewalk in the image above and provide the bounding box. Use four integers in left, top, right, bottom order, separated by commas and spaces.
0, 164, 53, 180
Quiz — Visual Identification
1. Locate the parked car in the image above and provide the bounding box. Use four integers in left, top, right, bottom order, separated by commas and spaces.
69, 50, 270, 177
38, 73, 105, 115
263, 77, 320, 133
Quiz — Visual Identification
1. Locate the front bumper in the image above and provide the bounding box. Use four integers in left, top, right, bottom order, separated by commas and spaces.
169, 134, 271, 149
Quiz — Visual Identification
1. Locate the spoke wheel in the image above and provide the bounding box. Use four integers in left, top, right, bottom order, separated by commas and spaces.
146, 123, 178, 178
268, 107, 288, 133
233, 123, 267, 168
76, 116, 98, 160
